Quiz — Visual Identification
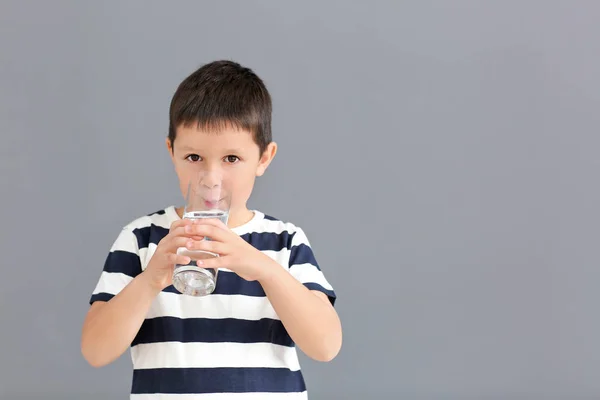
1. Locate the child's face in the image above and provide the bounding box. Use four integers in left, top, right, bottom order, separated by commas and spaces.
167, 124, 276, 215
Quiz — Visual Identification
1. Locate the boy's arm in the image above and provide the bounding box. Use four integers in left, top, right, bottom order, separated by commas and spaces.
81, 271, 161, 367
259, 263, 342, 362
184, 220, 342, 362
82, 219, 195, 367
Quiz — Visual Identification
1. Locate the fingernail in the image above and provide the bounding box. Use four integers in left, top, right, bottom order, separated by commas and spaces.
197, 260, 204, 265
185, 226, 192, 233
186, 241, 193, 248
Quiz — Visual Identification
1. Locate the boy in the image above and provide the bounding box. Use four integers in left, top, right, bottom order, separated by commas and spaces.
81, 60, 342, 399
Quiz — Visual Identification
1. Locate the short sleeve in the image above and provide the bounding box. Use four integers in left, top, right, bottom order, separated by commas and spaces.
288, 227, 336, 306
89, 226, 143, 305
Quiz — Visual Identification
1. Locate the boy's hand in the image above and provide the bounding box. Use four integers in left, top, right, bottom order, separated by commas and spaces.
142, 219, 200, 291
185, 218, 277, 282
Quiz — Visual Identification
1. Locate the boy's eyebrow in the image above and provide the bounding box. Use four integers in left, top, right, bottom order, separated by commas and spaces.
223, 148, 244, 154
178, 145, 244, 153
179, 145, 199, 152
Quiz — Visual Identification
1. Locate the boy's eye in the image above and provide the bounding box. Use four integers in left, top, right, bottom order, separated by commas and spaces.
186, 154, 201, 162
224, 155, 239, 163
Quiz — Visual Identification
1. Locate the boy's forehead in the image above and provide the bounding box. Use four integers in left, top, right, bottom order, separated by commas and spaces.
175, 124, 257, 151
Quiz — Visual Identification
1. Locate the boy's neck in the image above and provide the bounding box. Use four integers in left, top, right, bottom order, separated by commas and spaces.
175, 206, 255, 229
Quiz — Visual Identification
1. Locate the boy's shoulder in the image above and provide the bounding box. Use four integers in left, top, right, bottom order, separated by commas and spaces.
252, 211, 303, 233
242, 211, 312, 252
119, 207, 174, 233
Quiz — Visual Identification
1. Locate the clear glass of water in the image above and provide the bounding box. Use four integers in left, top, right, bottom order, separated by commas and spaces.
172, 170, 230, 296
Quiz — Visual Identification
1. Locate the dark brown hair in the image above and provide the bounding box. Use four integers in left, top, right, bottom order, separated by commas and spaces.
168, 60, 272, 155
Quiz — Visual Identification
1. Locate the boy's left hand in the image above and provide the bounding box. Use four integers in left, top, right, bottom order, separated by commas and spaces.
184, 218, 276, 281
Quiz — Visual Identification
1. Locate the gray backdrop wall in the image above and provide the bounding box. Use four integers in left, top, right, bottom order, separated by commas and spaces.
1, 1, 599, 399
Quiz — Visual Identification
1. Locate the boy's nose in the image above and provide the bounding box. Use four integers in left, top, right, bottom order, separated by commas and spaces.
199, 170, 223, 188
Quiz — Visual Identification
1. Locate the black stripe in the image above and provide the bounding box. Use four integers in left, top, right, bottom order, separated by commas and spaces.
132, 367, 306, 394
132, 224, 169, 250
132, 317, 294, 347
239, 231, 295, 252
103, 250, 142, 277
147, 209, 166, 216
89, 292, 114, 304
263, 214, 278, 221
163, 270, 266, 297
289, 243, 320, 270
304, 283, 336, 306
132, 224, 296, 253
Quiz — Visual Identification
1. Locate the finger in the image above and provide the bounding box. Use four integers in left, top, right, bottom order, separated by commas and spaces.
193, 217, 228, 229
190, 224, 228, 242
170, 218, 193, 230
197, 255, 227, 269
187, 239, 227, 255
165, 236, 200, 253
169, 225, 201, 239
167, 252, 191, 266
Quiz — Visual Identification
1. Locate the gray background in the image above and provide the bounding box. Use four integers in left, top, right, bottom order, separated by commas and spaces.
1, 0, 599, 399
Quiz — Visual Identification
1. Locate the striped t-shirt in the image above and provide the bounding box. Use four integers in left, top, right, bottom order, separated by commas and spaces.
89, 205, 336, 399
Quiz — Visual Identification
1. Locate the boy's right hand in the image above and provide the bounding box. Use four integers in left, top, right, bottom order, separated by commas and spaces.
141, 219, 197, 291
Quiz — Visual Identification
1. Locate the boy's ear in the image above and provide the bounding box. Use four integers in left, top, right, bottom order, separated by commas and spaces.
166, 138, 175, 161
256, 142, 277, 177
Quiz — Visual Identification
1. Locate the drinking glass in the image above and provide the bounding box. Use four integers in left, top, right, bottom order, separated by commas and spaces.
172, 171, 230, 296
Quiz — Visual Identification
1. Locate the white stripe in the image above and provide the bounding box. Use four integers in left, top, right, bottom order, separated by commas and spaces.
254, 219, 298, 235
289, 263, 333, 291
131, 392, 307, 400
139, 243, 156, 270
131, 342, 300, 371
263, 248, 291, 264
92, 271, 133, 296
233, 216, 300, 236
110, 230, 139, 253
147, 292, 279, 320
139, 246, 149, 269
